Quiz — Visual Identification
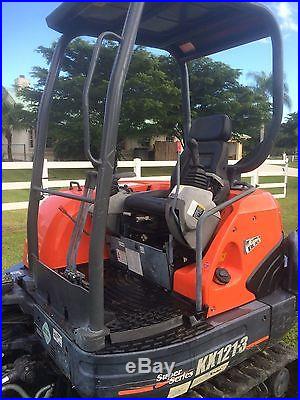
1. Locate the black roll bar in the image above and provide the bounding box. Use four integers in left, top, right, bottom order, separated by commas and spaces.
228, 7, 283, 178
27, 34, 73, 280
27, 3, 145, 351
179, 61, 191, 146
87, 2, 145, 337
83, 31, 123, 167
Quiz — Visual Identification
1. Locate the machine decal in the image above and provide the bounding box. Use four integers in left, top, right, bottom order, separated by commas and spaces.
126, 248, 143, 275
246, 335, 269, 349
166, 336, 249, 397
166, 363, 229, 397
167, 381, 192, 397
132, 337, 250, 397
244, 235, 261, 254
156, 368, 194, 385
41, 322, 51, 345
196, 336, 248, 375
187, 200, 205, 220
166, 362, 231, 397
191, 362, 229, 388
118, 381, 168, 396
116, 248, 127, 265
53, 328, 63, 347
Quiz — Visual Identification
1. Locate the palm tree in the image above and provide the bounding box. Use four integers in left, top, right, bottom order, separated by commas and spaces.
247, 72, 292, 141
247, 71, 292, 109
2, 101, 28, 161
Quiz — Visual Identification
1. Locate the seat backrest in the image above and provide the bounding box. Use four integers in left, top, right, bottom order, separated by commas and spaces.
171, 114, 232, 189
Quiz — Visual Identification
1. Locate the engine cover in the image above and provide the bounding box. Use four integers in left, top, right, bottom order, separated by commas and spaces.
166, 185, 220, 249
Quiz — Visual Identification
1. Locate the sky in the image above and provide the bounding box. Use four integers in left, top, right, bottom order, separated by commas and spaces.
2, 2, 298, 119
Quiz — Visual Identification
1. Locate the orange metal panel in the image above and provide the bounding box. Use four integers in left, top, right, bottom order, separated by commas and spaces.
173, 189, 283, 317
23, 180, 170, 269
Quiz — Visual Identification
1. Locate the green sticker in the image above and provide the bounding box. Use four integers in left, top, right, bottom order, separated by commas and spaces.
42, 322, 51, 345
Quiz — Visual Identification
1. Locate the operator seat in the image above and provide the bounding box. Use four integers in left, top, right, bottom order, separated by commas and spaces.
171, 114, 231, 202
124, 114, 232, 216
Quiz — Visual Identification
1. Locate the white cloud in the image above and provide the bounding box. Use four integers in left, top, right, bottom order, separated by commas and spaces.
278, 2, 291, 19
275, 2, 298, 33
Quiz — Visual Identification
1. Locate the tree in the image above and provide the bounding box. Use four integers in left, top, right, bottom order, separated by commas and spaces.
247, 71, 292, 109
20, 40, 181, 160
19, 39, 273, 160
247, 71, 292, 146
274, 112, 298, 154
2, 101, 30, 161
160, 57, 272, 152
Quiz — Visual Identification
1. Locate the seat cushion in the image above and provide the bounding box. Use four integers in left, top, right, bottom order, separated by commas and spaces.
190, 114, 232, 142
124, 190, 168, 215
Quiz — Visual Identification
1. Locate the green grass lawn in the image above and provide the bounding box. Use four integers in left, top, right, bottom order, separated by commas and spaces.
2, 210, 28, 268
2, 167, 169, 183
2, 176, 298, 348
2, 168, 93, 182
289, 161, 298, 168
2, 189, 29, 203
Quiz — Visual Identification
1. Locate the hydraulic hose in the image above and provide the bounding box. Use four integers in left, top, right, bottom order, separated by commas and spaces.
2, 383, 30, 398
34, 384, 54, 398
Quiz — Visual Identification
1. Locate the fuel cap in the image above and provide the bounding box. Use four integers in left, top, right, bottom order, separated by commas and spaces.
214, 267, 231, 284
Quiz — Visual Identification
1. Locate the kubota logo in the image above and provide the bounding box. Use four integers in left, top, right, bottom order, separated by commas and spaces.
244, 235, 261, 254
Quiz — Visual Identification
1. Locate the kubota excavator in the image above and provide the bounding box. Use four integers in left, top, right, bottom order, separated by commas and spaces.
2, 2, 298, 398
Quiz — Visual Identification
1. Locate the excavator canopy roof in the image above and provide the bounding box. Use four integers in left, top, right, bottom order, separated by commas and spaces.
47, 2, 275, 61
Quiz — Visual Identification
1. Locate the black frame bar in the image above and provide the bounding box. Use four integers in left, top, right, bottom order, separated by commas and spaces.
83, 31, 123, 167
27, 3, 145, 348
27, 33, 73, 281
228, 7, 283, 178
33, 186, 95, 204
87, 2, 144, 333
179, 61, 191, 146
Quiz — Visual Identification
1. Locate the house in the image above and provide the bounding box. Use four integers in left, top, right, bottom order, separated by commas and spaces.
121, 133, 174, 160
122, 133, 243, 161
2, 76, 36, 161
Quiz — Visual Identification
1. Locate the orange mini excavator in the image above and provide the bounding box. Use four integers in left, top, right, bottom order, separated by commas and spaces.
2, 2, 298, 398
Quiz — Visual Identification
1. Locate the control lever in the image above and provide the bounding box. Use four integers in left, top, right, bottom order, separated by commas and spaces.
65, 172, 96, 274
188, 138, 201, 166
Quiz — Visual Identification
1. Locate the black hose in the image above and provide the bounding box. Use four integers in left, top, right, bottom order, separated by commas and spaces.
2, 383, 30, 398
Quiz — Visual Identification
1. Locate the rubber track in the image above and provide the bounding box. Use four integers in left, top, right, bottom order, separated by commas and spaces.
185, 342, 297, 398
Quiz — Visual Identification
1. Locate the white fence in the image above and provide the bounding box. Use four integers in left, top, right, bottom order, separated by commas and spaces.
2, 154, 289, 211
